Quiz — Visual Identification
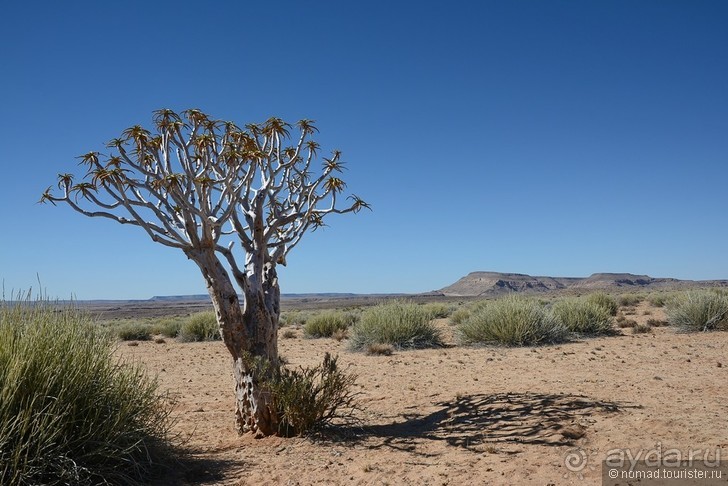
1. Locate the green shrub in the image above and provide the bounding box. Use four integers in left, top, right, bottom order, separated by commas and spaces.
304, 311, 357, 338
666, 291, 728, 332
450, 308, 471, 325
551, 298, 615, 336
280, 311, 308, 327
585, 292, 618, 316
647, 292, 669, 308
458, 296, 568, 346
154, 318, 183, 338
0, 300, 175, 485
178, 312, 220, 342
349, 300, 443, 350
117, 322, 153, 341
619, 294, 643, 307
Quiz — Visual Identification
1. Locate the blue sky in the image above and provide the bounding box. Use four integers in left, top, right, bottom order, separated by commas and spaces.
1, 1, 726, 300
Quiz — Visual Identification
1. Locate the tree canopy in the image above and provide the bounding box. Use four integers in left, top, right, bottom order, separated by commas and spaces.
42, 109, 370, 278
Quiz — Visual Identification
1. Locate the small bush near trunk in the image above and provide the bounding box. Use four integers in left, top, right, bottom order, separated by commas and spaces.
246, 353, 358, 437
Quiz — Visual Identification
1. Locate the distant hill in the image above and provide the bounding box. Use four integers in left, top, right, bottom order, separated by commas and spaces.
438, 271, 728, 297
148, 292, 380, 302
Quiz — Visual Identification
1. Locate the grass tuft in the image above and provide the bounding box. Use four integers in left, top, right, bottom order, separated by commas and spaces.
152, 318, 184, 338
117, 322, 153, 341
551, 298, 615, 336
457, 296, 568, 346
178, 312, 220, 342
366, 343, 394, 356
349, 300, 443, 350
632, 323, 652, 334
449, 308, 471, 326
304, 311, 357, 338
619, 294, 643, 307
585, 292, 618, 316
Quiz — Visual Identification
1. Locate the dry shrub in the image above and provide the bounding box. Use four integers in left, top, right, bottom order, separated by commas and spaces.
646, 318, 668, 327
281, 329, 297, 339
245, 353, 359, 436
632, 323, 652, 334
366, 343, 394, 356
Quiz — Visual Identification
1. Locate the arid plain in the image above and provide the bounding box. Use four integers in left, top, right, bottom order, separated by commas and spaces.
107, 284, 728, 486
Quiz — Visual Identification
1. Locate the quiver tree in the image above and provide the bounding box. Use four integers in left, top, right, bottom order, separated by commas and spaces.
41, 109, 369, 436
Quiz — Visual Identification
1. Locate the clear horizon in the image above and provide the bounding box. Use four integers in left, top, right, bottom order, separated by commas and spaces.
1, 1, 727, 300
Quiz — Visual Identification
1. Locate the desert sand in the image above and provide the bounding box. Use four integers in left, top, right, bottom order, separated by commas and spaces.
119, 301, 727, 485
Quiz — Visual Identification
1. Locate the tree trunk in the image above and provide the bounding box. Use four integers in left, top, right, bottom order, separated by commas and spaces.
187, 249, 281, 437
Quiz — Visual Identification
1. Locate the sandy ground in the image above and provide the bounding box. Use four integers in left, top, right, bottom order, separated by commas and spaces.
120, 302, 728, 485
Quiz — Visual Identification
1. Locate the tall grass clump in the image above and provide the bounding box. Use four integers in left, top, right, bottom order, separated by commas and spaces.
349, 300, 443, 350
666, 291, 728, 332
0, 298, 175, 485
551, 298, 615, 336
304, 311, 357, 338
458, 296, 568, 346
178, 311, 220, 342
585, 292, 618, 316
449, 308, 471, 325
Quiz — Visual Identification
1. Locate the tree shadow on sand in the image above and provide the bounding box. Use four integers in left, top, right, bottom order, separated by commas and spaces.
337, 392, 640, 454
149, 453, 239, 485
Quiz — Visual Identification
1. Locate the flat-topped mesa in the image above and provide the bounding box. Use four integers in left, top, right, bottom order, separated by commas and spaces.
436, 271, 726, 297
439, 271, 575, 297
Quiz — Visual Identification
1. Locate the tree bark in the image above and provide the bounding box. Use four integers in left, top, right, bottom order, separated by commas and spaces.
187, 249, 281, 436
